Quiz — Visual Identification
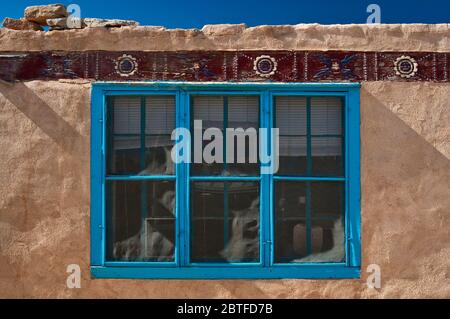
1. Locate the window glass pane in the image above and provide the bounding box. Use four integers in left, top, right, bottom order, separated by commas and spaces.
275, 96, 344, 176
145, 96, 176, 135
278, 136, 307, 175
309, 182, 345, 263
191, 96, 224, 175
311, 97, 343, 176
113, 96, 141, 134
107, 96, 175, 175
274, 181, 344, 263
226, 96, 260, 175
106, 180, 176, 262
191, 181, 260, 263
191, 95, 259, 176
275, 96, 307, 175
310, 97, 342, 135
274, 181, 306, 262
312, 137, 342, 176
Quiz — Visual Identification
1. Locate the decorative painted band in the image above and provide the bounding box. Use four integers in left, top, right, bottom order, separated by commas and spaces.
0, 51, 448, 82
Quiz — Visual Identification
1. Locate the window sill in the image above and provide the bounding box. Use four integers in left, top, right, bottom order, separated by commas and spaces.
91, 265, 360, 280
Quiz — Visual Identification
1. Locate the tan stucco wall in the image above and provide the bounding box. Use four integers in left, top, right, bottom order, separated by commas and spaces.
0, 24, 449, 298
1, 23, 449, 52
0, 80, 449, 298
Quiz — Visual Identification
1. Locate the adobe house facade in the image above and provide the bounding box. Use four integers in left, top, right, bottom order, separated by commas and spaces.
0, 23, 449, 298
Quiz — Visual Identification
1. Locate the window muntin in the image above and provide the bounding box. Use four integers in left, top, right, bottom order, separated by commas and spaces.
91, 84, 360, 279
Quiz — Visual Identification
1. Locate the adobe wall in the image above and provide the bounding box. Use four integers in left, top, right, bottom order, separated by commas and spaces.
1, 24, 449, 52
0, 24, 449, 298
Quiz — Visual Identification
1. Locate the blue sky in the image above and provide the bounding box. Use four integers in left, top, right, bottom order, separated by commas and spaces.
1, 0, 449, 28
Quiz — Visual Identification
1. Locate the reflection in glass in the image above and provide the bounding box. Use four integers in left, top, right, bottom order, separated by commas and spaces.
191, 181, 260, 263
107, 96, 175, 175
191, 95, 259, 176
106, 180, 176, 262
312, 137, 342, 176
275, 96, 344, 176
274, 181, 345, 263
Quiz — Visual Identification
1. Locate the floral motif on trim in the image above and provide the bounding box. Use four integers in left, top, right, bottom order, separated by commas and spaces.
394, 55, 418, 79
253, 55, 277, 77
115, 54, 138, 77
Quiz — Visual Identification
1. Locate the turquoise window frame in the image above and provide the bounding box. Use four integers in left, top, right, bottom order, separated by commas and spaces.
90, 82, 361, 279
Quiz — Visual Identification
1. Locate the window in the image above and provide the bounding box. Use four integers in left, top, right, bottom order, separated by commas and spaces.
91, 83, 360, 279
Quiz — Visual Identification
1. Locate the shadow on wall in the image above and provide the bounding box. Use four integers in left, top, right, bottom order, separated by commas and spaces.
0, 81, 89, 234
360, 87, 450, 297
0, 82, 88, 157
